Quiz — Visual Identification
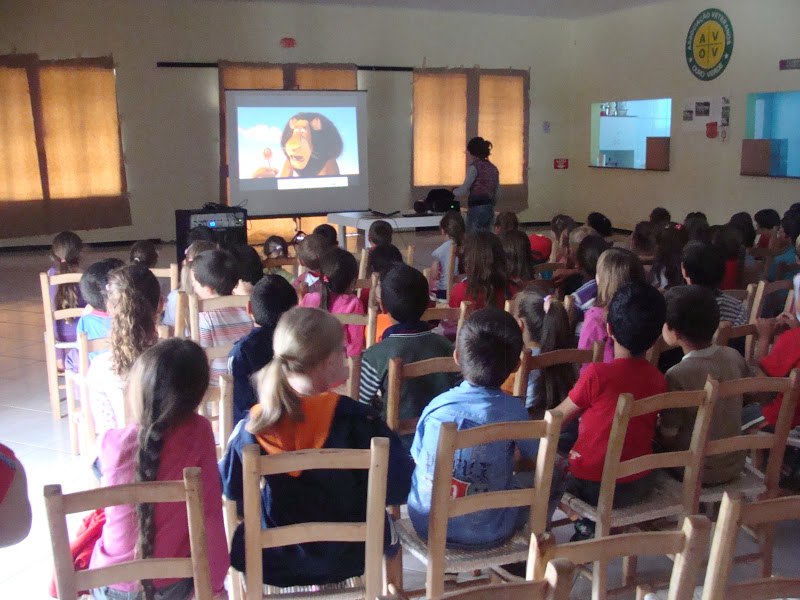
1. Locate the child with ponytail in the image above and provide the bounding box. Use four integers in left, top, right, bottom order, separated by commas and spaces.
299, 247, 364, 357
87, 265, 162, 438
220, 307, 413, 588
49, 231, 86, 370
89, 339, 228, 599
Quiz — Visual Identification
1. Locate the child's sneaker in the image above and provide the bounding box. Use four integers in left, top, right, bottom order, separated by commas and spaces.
570, 518, 595, 542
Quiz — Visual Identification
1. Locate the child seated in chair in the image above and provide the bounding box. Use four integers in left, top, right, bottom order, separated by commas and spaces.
408, 308, 557, 548
358, 264, 457, 445
554, 281, 667, 541
219, 307, 413, 588
657, 285, 750, 486
228, 275, 297, 424
190, 249, 254, 383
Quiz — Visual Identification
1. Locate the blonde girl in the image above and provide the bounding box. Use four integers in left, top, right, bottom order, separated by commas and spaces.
578, 248, 645, 365
219, 307, 413, 588
89, 339, 228, 599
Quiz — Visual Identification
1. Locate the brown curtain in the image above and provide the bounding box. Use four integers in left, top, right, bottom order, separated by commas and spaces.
412, 68, 529, 212
0, 55, 129, 238
217, 62, 357, 203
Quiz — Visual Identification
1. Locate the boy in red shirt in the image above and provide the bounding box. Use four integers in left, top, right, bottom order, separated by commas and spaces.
554, 281, 667, 540
756, 316, 800, 429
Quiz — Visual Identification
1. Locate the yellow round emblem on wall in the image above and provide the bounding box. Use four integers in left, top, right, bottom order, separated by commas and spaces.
686, 8, 734, 81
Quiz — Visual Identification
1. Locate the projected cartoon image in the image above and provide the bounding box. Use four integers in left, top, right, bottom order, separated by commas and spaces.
237, 107, 358, 180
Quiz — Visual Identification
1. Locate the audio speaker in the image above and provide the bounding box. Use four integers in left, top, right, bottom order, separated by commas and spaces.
175, 207, 247, 263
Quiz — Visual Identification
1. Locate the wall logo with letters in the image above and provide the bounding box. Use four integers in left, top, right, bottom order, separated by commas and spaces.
686, 8, 733, 81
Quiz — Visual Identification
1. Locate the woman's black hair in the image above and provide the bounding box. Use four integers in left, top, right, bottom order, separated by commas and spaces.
467, 136, 492, 159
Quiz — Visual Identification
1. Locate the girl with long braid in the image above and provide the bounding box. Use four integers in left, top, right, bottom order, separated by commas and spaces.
48, 231, 86, 370
89, 339, 229, 599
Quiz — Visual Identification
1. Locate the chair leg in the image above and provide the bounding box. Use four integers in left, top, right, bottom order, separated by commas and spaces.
44, 337, 62, 420
65, 374, 79, 455
622, 554, 638, 588
592, 559, 608, 600
759, 523, 775, 578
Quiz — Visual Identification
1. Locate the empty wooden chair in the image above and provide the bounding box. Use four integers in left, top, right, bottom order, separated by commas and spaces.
701, 492, 800, 600
150, 263, 180, 292
45, 467, 213, 600
40, 271, 84, 419
240, 438, 390, 600
393, 412, 563, 599
64, 332, 110, 456
529, 515, 712, 600
385, 356, 462, 436
697, 371, 799, 576
560, 380, 718, 600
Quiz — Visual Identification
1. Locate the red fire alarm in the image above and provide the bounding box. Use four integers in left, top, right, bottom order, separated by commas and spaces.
280, 37, 296, 48
553, 158, 569, 169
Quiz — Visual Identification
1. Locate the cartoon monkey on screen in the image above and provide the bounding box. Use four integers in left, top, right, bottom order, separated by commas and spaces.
279, 112, 343, 177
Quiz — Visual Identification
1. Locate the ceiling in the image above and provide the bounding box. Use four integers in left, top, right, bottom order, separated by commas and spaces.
257, 0, 672, 19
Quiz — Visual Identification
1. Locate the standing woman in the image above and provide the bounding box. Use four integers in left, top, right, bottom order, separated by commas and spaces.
453, 137, 500, 233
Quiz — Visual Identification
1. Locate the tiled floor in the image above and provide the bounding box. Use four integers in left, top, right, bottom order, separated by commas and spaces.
0, 234, 798, 598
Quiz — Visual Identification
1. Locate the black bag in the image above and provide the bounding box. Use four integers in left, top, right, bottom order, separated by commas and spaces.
414, 188, 459, 214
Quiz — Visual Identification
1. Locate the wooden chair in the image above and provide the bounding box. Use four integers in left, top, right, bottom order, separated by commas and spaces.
512, 341, 605, 400
404, 244, 415, 266
333, 305, 378, 350
354, 272, 379, 310
697, 371, 799, 576
533, 262, 565, 276
45, 467, 213, 600
393, 412, 564, 599
346, 353, 362, 403
358, 247, 369, 279
529, 515, 712, 600
40, 271, 84, 419
725, 283, 757, 321
420, 301, 471, 340
262, 256, 298, 278
64, 332, 110, 456
406, 559, 575, 600
444, 241, 458, 301
712, 320, 772, 366
173, 290, 189, 338
645, 335, 680, 367
749, 279, 792, 322
700, 492, 800, 600
385, 356, 462, 436
560, 380, 718, 600
188, 294, 251, 343
150, 263, 180, 292
241, 438, 390, 600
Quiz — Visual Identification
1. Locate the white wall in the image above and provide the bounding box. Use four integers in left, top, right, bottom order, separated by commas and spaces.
567, 0, 800, 229
0, 0, 575, 246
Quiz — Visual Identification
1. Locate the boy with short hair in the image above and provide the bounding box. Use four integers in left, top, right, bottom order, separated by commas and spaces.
368, 220, 393, 248
191, 249, 254, 383
408, 308, 543, 547
358, 265, 456, 436
768, 211, 800, 281
228, 275, 298, 423
681, 242, 747, 326
657, 285, 749, 486
555, 281, 667, 540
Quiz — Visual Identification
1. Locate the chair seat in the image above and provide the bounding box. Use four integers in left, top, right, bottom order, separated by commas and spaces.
257, 575, 365, 599
562, 471, 685, 528
698, 463, 766, 504
395, 518, 530, 573
642, 585, 704, 600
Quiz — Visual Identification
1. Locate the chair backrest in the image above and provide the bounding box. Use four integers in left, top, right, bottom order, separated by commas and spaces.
333, 304, 378, 349
174, 290, 189, 339
445, 242, 458, 300
594, 380, 718, 537
385, 356, 462, 435
706, 371, 799, 499
425, 412, 563, 598
188, 294, 251, 343
712, 320, 765, 365
40, 271, 85, 418
358, 247, 369, 279
749, 279, 792, 322
150, 263, 180, 292
262, 256, 298, 277
45, 467, 213, 600
530, 515, 711, 600
440, 559, 575, 600
354, 272, 379, 310
701, 492, 800, 600
645, 334, 680, 367
512, 341, 604, 399
241, 438, 390, 600
77, 332, 112, 444
346, 353, 362, 403
420, 301, 471, 341
211, 374, 235, 460
533, 262, 565, 276
404, 244, 415, 266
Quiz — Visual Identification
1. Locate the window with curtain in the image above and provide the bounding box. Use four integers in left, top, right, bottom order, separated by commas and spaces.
217, 61, 357, 203
0, 55, 129, 238
412, 68, 529, 212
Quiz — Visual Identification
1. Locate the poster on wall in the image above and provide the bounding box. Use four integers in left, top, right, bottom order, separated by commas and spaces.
685, 8, 734, 81
681, 96, 730, 133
